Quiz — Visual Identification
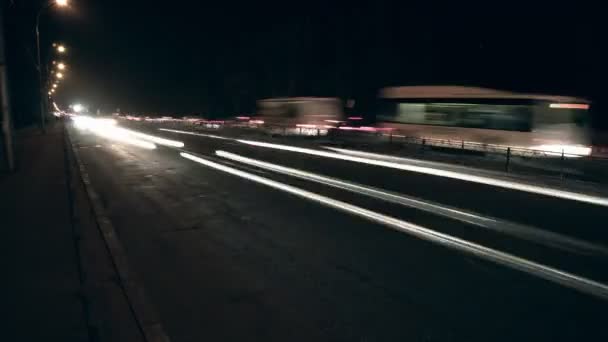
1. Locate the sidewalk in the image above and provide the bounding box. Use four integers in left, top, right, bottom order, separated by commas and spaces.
0, 121, 143, 341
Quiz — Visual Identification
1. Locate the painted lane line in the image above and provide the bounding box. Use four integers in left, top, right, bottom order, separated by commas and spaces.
181, 152, 608, 301
215, 150, 608, 256
236, 139, 608, 207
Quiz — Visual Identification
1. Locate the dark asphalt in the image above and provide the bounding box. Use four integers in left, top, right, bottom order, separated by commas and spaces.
68, 121, 608, 342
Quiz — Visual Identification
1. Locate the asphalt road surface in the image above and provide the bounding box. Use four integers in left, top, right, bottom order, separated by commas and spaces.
68, 119, 608, 342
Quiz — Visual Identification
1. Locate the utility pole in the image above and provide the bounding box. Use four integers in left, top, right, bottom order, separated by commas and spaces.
0, 3, 15, 172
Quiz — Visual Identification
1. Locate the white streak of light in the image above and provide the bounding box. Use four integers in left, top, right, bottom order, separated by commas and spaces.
530, 144, 592, 157
73, 116, 183, 148
72, 116, 156, 150
216, 150, 608, 256
127, 130, 184, 148
158, 128, 232, 140
181, 151, 608, 301
236, 140, 608, 207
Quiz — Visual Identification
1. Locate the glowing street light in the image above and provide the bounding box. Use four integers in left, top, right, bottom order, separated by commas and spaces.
56, 72, 64, 79
52, 84, 58, 88
36, 1, 70, 132
57, 63, 66, 70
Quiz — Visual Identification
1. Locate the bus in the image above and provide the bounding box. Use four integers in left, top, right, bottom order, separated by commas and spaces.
376, 86, 591, 156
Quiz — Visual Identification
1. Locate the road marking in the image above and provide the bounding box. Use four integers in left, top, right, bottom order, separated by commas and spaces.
236, 139, 608, 207
181, 151, 608, 301
216, 150, 608, 256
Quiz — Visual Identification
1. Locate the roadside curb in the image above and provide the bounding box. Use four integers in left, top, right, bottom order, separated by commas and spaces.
65, 124, 171, 342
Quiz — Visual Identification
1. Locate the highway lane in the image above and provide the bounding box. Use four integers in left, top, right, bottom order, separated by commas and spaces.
148, 125, 608, 241
68, 122, 607, 341
143, 125, 608, 272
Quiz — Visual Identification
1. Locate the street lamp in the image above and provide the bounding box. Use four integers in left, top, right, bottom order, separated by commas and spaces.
52, 84, 58, 88
57, 62, 66, 70
56, 45, 66, 53
56, 72, 64, 79
35, 0, 70, 132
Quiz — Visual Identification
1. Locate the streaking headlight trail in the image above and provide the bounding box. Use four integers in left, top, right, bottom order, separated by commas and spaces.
72, 116, 156, 149
72, 116, 184, 149
215, 150, 608, 256
128, 130, 184, 148
158, 128, 232, 140
236, 140, 608, 207
181, 151, 608, 301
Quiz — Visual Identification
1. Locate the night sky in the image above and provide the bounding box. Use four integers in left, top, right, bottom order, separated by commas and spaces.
5, 1, 605, 126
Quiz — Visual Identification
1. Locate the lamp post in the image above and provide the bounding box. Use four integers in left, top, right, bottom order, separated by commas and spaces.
35, 0, 68, 132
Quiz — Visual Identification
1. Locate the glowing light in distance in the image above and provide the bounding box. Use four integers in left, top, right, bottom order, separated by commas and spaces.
56, 0, 68, 6
57, 63, 66, 70
236, 140, 608, 207
56, 45, 66, 53
52, 84, 58, 88
182, 151, 608, 300
73, 104, 84, 113
549, 103, 590, 110
236, 116, 250, 120
56, 72, 64, 79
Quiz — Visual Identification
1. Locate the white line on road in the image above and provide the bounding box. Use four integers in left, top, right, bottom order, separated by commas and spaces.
236, 139, 608, 207
215, 150, 608, 256
181, 151, 608, 301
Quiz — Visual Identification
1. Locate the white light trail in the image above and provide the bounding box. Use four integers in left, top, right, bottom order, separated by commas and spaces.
181, 151, 608, 301
529, 144, 592, 157
158, 128, 232, 140
236, 140, 608, 207
72, 116, 156, 150
215, 150, 608, 256
73, 116, 184, 148
326, 146, 449, 167
128, 130, 184, 148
